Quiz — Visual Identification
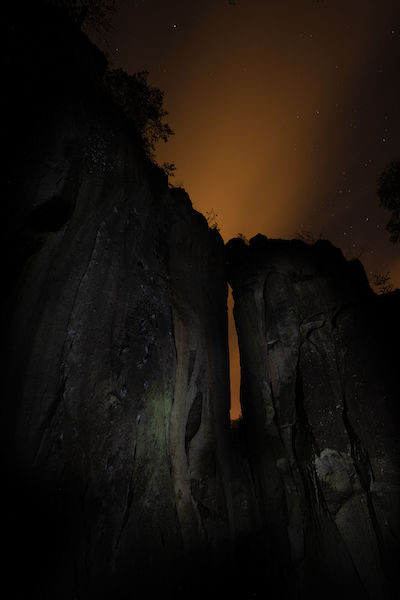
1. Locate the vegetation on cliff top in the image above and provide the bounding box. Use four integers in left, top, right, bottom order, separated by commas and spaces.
377, 160, 400, 244
44, 0, 175, 176
103, 68, 176, 176
44, 0, 117, 31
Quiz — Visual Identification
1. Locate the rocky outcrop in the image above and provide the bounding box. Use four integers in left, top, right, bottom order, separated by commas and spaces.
227, 234, 400, 598
3, 4, 400, 599
2, 5, 231, 599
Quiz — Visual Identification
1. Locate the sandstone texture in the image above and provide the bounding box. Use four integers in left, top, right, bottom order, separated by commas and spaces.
3, 4, 231, 598
3, 3, 400, 599
227, 235, 400, 597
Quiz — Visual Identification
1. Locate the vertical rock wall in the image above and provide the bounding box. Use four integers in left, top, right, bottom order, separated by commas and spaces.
2, 5, 232, 598
167, 190, 232, 560
3, 5, 400, 599
227, 234, 400, 598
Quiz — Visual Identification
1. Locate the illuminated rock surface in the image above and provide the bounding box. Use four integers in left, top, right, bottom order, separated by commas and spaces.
2, 3, 399, 599
3, 5, 231, 598
227, 235, 400, 597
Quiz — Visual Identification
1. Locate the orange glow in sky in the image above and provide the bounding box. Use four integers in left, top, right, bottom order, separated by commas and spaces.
100, 0, 400, 419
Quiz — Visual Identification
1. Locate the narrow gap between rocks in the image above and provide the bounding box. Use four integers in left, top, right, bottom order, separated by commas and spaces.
228, 284, 242, 423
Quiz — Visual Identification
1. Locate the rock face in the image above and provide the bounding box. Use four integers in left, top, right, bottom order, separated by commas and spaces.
3, 4, 400, 599
227, 235, 400, 598
3, 4, 231, 599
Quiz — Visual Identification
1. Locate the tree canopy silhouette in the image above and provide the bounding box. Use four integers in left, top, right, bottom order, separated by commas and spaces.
104, 68, 175, 175
44, 0, 116, 30
42, 3, 175, 175
377, 161, 400, 243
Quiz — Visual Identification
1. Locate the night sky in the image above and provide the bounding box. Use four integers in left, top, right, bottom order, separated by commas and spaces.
90, 0, 400, 418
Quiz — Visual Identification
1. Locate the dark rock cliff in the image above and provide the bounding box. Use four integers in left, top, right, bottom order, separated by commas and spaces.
3, 4, 231, 599
227, 235, 400, 598
2, 3, 399, 599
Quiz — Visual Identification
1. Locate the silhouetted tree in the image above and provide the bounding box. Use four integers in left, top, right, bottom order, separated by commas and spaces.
44, 0, 116, 30
377, 161, 400, 243
205, 209, 220, 231
372, 272, 394, 294
293, 230, 326, 244
104, 68, 175, 173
